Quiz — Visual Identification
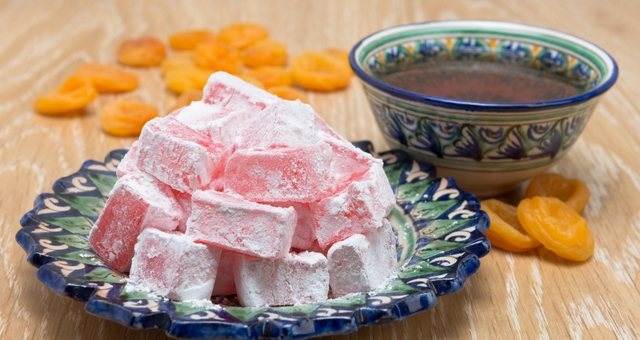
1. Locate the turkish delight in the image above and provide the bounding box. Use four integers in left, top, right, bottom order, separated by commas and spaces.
91, 71, 399, 307
130, 228, 221, 300
312, 164, 396, 249
223, 143, 332, 203
327, 220, 397, 297
186, 190, 296, 258
89, 172, 182, 272
136, 116, 229, 193
235, 251, 329, 307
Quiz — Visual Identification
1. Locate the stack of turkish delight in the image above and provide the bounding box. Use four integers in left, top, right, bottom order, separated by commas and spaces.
89, 72, 398, 306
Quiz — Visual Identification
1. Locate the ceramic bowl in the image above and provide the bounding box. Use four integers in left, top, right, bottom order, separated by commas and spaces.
349, 20, 618, 197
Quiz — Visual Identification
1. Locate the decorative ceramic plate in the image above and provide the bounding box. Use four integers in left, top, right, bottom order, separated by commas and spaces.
16, 142, 490, 339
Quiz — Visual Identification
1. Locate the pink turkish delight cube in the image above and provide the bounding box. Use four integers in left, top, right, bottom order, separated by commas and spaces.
287, 203, 317, 251
232, 100, 324, 149
327, 220, 397, 297
136, 116, 230, 193
172, 190, 192, 233
272, 202, 316, 251
311, 163, 396, 249
212, 250, 237, 296
186, 190, 296, 259
116, 142, 140, 178
202, 71, 278, 110
129, 228, 222, 300
224, 143, 332, 203
235, 251, 329, 307
89, 172, 183, 272
172, 101, 226, 131
324, 139, 380, 193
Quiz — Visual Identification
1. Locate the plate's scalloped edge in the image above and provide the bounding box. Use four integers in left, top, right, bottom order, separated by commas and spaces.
14, 142, 491, 339
83, 286, 439, 339
36, 262, 100, 301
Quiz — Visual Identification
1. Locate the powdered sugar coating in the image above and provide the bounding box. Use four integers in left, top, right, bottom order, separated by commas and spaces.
312, 164, 396, 249
271, 202, 316, 250
186, 190, 296, 258
130, 228, 221, 300
327, 220, 397, 297
232, 100, 325, 149
202, 72, 279, 109
235, 251, 329, 307
136, 117, 229, 193
89, 172, 183, 272
116, 141, 139, 178
224, 143, 333, 203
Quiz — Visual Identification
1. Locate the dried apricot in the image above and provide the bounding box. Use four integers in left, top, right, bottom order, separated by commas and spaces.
99, 101, 158, 136
237, 74, 265, 88
169, 89, 203, 113
267, 86, 308, 103
217, 23, 269, 49
164, 66, 211, 94
241, 66, 293, 88
524, 173, 590, 213
292, 51, 351, 91
74, 63, 139, 93
517, 197, 594, 261
169, 29, 216, 50
33, 76, 97, 115
241, 39, 288, 68
481, 199, 541, 252
161, 52, 196, 73
194, 41, 242, 74
117, 36, 166, 67
323, 48, 353, 75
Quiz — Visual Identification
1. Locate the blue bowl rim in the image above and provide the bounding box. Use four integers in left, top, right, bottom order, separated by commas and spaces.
349, 20, 619, 112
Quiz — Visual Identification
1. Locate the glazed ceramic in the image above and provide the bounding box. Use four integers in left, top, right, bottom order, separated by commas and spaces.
16, 143, 489, 339
350, 20, 618, 196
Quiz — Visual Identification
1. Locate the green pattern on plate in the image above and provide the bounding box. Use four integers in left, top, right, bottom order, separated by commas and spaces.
225, 306, 268, 323
58, 194, 105, 217
80, 267, 125, 283
87, 172, 118, 196
41, 216, 93, 234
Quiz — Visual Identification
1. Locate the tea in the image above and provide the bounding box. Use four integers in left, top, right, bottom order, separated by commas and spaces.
380, 60, 584, 103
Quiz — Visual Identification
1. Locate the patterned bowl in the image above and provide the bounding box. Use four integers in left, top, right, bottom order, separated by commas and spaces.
349, 20, 618, 197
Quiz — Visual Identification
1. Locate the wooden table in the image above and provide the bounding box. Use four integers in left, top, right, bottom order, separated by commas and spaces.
2, 0, 639, 339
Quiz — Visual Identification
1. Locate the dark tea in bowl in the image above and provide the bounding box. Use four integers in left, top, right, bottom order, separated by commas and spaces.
349, 20, 618, 197
380, 60, 584, 103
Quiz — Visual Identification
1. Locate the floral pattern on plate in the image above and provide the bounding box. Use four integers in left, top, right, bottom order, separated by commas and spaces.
16, 142, 490, 339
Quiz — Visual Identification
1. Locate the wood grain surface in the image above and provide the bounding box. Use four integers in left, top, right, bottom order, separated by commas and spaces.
1, 0, 639, 339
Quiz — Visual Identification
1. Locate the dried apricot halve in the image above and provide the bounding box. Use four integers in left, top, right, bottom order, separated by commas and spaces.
517, 196, 594, 262
217, 23, 269, 49
241, 66, 293, 88
323, 48, 353, 75
240, 39, 288, 68
292, 51, 351, 91
74, 63, 139, 93
117, 36, 167, 67
481, 199, 541, 252
99, 101, 158, 137
267, 86, 308, 103
169, 89, 203, 113
237, 73, 265, 88
164, 66, 211, 94
33, 76, 97, 115
169, 29, 216, 50
194, 40, 242, 74
524, 173, 590, 213
161, 52, 196, 73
